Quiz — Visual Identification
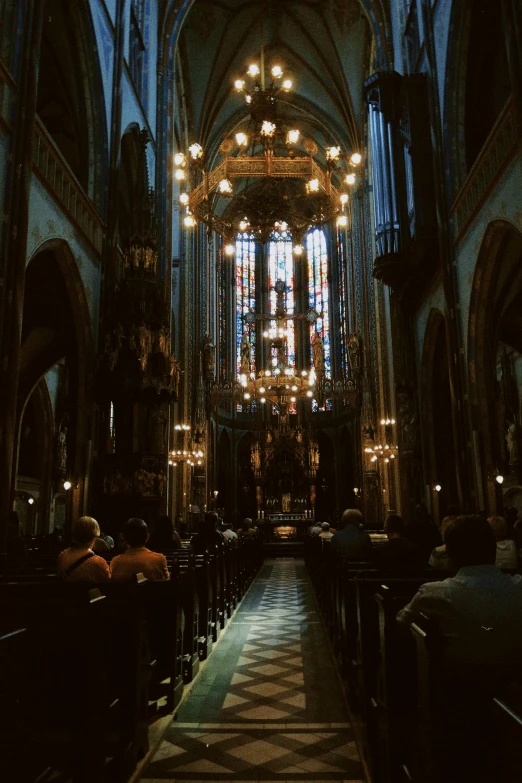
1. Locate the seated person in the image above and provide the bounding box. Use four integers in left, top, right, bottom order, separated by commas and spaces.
318, 522, 334, 540
398, 515, 522, 680
309, 520, 323, 536
191, 512, 226, 553
330, 508, 373, 559
373, 513, 425, 572
92, 528, 114, 554
238, 517, 258, 537
404, 503, 442, 558
221, 521, 238, 540
487, 515, 518, 570
57, 516, 110, 582
148, 515, 183, 553
428, 514, 457, 571
110, 518, 169, 581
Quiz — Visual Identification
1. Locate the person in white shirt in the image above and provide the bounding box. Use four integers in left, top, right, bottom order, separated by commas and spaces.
222, 522, 238, 540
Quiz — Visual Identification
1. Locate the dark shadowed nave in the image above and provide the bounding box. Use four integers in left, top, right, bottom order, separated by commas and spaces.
138, 560, 365, 782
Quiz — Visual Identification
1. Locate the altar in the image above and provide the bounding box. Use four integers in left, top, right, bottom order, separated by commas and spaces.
262, 513, 311, 540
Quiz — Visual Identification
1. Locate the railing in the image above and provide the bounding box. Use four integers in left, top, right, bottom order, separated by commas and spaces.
32, 117, 104, 255
451, 98, 519, 243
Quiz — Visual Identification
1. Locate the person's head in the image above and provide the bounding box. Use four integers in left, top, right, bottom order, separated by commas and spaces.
444, 515, 496, 571
321, 522, 330, 531
341, 508, 363, 528
243, 517, 253, 530
203, 512, 219, 533
384, 514, 405, 539
72, 516, 100, 547
440, 515, 458, 542
123, 518, 149, 548
487, 515, 508, 542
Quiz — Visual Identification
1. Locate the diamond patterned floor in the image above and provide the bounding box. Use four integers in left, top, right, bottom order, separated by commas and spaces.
138, 559, 365, 782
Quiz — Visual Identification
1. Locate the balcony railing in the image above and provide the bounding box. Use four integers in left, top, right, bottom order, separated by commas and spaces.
451, 98, 519, 243
32, 117, 104, 255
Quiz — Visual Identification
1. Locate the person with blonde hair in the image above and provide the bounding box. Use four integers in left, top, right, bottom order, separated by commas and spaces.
57, 516, 110, 582
487, 515, 518, 570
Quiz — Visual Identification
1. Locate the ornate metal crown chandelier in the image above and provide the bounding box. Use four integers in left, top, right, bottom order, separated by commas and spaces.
173, 58, 362, 247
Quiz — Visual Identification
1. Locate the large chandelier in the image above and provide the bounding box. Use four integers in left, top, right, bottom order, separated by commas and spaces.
173, 58, 363, 243
238, 279, 322, 413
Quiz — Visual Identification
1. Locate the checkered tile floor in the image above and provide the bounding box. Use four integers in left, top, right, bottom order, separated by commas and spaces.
138, 559, 365, 782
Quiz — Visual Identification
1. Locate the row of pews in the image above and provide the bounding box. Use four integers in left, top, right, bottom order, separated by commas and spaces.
305, 535, 522, 783
0, 539, 262, 783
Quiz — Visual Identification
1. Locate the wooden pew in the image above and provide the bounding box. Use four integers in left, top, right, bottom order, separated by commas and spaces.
0, 581, 150, 782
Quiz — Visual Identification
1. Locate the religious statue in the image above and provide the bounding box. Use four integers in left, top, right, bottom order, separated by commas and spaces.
240, 334, 251, 375
347, 332, 361, 376
311, 332, 325, 376
56, 424, 67, 474
282, 493, 291, 513
136, 324, 152, 371
251, 441, 261, 473
147, 405, 167, 452
202, 334, 215, 380
506, 420, 519, 464
397, 390, 418, 452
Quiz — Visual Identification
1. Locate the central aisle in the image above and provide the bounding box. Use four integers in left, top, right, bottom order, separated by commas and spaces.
139, 559, 366, 782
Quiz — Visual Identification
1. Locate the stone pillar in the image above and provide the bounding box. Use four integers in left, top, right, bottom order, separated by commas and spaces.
0, 2, 44, 554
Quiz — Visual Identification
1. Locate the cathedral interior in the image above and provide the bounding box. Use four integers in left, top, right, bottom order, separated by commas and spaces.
1, 0, 522, 781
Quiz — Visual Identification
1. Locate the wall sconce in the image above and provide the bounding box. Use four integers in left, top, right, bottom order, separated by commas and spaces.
495, 474, 504, 485
63, 480, 72, 491
353, 487, 360, 496
27, 497, 35, 505
434, 484, 441, 492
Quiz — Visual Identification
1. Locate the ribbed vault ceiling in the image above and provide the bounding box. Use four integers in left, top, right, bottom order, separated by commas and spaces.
177, 0, 371, 158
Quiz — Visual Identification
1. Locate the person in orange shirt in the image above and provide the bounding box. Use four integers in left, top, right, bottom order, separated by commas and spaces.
57, 516, 111, 582
110, 518, 169, 582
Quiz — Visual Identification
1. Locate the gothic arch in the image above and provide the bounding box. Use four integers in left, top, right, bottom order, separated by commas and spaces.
420, 308, 459, 518
36, 0, 107, 209
468, 220, 522, 511
16, 238, 95, 526
444, 0, 511, 199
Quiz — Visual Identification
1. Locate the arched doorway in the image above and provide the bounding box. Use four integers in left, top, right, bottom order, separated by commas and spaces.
15, 242, 93, 532
469, 222, 522, 512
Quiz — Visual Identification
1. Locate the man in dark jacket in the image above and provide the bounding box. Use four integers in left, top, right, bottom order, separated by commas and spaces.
330, 508, 373, 559
373, 514, 426, 573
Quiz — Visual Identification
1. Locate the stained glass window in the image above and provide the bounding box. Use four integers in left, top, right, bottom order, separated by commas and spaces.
337, 227, 348, 377
307, 228, 332, 411
268, 230, 295, 369
236, 233, 256, 412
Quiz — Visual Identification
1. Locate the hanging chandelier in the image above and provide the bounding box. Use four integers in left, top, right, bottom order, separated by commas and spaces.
365, 418, 399, 463
173, 58, 363, 244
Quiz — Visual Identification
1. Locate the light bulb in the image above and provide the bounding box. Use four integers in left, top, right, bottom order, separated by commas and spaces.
260, 397, 266, 403
434, 484, 442, 492
337, 215, 348, 227
235, 79, 245, 90
340, 193, 349, 205
184, 215, 196, 227
291, 396, 296, 402
218, 178, 233, 194
326, 146, 341, 161
179, 192, 189, 205
261, 120, 276, 136
293, 244, 304, 256
496, 474, 504, 484
351, 152, 362, 165
235, 132, 248, 146
259, 387, 265, 393
175, 169, 186, 181
239, 219, 249, 231
271, 65, 283, 78
287, 129, 300, 144
307, 390, 313, 397
248, 64, 260, 77
224, 244, 235, 256
188, 142, 203, 160
292, 385, 297, 391
28, 497, 34, 505
245, 94, 252, 104
346, 173, 356, 185
307, 178, 319, 193
63, 480, 72, 491
282, 78, 293, 90
174, 152, 185, 166
244, 393, 251, 400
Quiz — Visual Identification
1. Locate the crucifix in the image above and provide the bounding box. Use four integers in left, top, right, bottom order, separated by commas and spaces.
243, 279, 320, 372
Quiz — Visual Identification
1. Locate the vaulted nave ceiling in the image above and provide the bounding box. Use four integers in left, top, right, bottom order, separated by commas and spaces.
177, 0, 371, 162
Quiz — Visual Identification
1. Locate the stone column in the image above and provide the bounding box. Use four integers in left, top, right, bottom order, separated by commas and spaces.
0, 2, 44, 554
